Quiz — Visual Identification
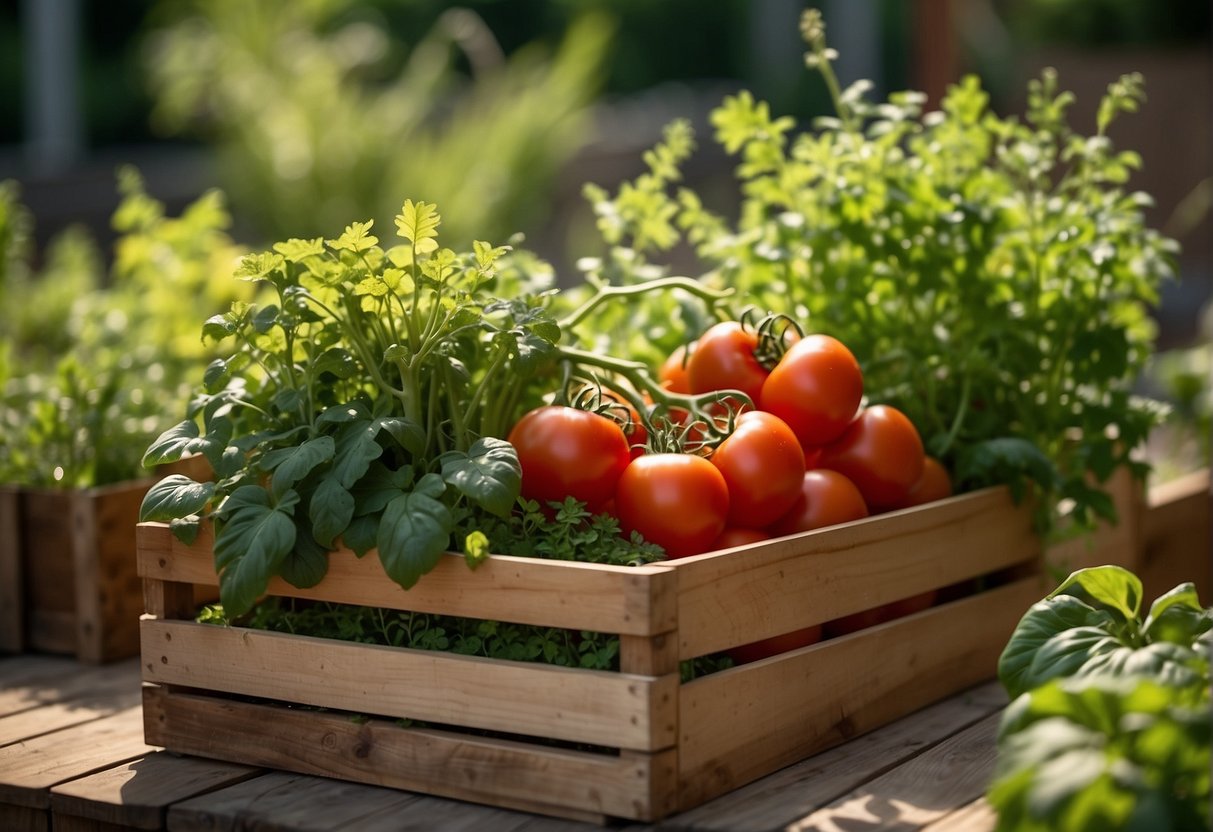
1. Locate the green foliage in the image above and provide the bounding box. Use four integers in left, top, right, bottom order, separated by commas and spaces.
139, 201, 575, 616
199, 595, 731, 682
991, 566, 1211, 830
580, 9, 1176, 531
0, 172, 246, 487
144, 0, 612, 246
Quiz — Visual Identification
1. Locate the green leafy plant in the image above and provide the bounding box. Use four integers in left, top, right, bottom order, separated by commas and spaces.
0, 171, 246, 487
580, 8, 1177, 530
144, 0, 612, 246
991, 566, 1211, 830
139, 199, 734, 617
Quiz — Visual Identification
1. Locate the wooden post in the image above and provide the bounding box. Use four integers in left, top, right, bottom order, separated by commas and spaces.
0, 487, 23, 654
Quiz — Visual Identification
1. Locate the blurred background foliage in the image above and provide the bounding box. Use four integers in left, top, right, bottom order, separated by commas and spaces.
0, 0, 1208, 486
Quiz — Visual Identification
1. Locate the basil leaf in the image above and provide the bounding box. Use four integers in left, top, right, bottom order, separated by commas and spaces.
998, 595, 1115, 698
376, 474, 452, 590
140, 475, 215, 522
1142, 582, 1213, 646
1050, 565, 1143, 625
262, 436, 335, 498
440, 437, 521, 517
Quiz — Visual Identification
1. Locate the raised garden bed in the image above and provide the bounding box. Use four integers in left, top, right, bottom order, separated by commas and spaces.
138, 482, 1047, 823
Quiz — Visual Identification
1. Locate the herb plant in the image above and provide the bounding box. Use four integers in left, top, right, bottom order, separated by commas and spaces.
992, 566, 1211, 830
0, 171, 245, 487
140, 200, 728, 617
581, 9, 1177, 530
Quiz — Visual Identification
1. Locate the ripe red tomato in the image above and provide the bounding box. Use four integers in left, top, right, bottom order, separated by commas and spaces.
816, 405, 925, 510
710, 527, 770, 552
615, 454, 729, 558
710, 411, 805, 528
898, 456, 953, 508
687, 322, 768, 404
659, 344, 692, 394
728, 624, 823, 665
767, 470, 869, 536
507, 406, 631, 512
759, 334, 863, 447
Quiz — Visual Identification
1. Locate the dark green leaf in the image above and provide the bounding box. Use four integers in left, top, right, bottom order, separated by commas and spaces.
169, 516, 201, 545
376, 417, 426, 456
332, 420, 386, 489
342, 514, 379, 556
213, 486, 299, 617
439, 437, 521, 517
261, 436, 335, 498
310, 475, 354, 548
140, 475, 215, 522
203, 359, 231, 394
142, 420, 206, 468
314, 347, 357, 379
280, 520, 329, 588
376, 474, 452, 589
252, 304, 279, 334
999, 595, 1114, 698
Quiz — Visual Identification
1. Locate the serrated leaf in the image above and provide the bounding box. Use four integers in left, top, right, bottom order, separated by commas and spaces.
140, 475, 216, 522
394, 200, 440, 253
235, 252, 285, 282
376, 474, 452, 589
440, 437, 521, 517
327, 219, 379, 253
273, 237, 326, 261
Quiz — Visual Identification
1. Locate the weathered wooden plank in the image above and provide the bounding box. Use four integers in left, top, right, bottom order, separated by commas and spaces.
81, 484, 148, 663
0, 657, 139, 716
22, 490, 79, 652
0, 486, 23, 654
673, 487, 1039, 659
664, 682, 1007, 832
137, 522, 679, 637
783, 712, 1002, 831
0, 803, 47, 832
676, 577, 1042, 810
50, 752, 261, 831
0, 680, 141, 747
142, 620, 675, 752
921, 797, 998, 832
0, 706, 153, 809
145, 686, 663, 822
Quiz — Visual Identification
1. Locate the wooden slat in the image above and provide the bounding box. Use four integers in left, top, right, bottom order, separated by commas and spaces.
84, 484, 149, 662
1045, 466, 1143, 576
667, 681, 1007, 832
137, 523, 678, 637
674, 487, 1039, 658
0, 706, 153, 809
49, 752, 260, 831
922, 797, 999, 832
141, 619, 676, 752
23, 490, 79, 654
675, 576, 1044, 810
0, 671, 142, 747
0, 658, 139, 716
1140, 468, 1211, 604
784, 712, 1002, 831
145, 686, 662, 822
0, 486, 23, 654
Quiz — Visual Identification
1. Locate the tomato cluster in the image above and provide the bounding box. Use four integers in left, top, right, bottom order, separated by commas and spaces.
507, 320, 955, 660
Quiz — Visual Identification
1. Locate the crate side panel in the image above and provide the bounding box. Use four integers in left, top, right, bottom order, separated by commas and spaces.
676, 487, 1038, 658
0, 487, 23, 653
675, 575, 1046, 809
141, 619, 674, 752
1046, 466, 1144, 577
136, 523, 677, 637
144, 686, 665, 822
88, 484, 148, 662
23, 491, 78, 654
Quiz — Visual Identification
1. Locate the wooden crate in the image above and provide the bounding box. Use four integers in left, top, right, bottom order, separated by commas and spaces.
138, 483, 1051, 823
1, 459, 213, 664
137, 469, 1213, 822
0, 480, 155, 663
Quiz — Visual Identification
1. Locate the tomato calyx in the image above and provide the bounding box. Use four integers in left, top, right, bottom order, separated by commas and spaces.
740, 308, 804, 371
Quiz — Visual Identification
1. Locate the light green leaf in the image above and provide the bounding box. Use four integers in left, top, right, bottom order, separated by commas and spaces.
1143, 582, 1213, 646
394, 200, 440, 253
327, 219, 378, 253
1051, 566, 1143, 625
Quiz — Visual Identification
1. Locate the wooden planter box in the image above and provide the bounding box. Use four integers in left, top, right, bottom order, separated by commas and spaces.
0, 480, 153, 663
138, 483, 1052, 823
0, 459, 212, 664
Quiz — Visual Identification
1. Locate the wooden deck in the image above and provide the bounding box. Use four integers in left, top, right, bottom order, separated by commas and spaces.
0, 653, 1006, 832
